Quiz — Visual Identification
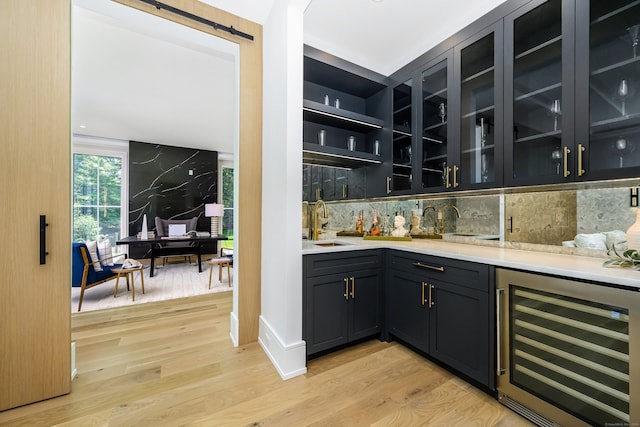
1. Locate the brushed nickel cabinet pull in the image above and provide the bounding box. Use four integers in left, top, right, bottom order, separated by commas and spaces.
412, 262, 445, 272
350, 276, 355, 299
386, 176, 392, 194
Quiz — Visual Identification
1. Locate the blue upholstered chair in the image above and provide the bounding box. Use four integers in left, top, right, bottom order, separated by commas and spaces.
71, 242, 126, 312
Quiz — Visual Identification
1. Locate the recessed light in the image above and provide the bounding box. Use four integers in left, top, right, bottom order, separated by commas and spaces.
372, 0, 384, 2
79, 125, 87, 129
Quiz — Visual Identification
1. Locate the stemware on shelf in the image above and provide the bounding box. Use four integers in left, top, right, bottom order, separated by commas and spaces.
438, 102, 446, 123
627, 24, 640, 58
617, 79, 629, 116
549, 99, 561, 131
551, 148, 562, 175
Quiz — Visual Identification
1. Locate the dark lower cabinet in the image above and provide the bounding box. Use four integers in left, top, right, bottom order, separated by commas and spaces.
386, 250, 495, 389
304, 250, 383, 357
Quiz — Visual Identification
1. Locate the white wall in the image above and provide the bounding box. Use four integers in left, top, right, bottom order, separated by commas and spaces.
259, 0, 310, 379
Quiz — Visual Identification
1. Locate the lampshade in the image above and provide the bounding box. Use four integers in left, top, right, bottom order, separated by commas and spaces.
205, 203, 224, 217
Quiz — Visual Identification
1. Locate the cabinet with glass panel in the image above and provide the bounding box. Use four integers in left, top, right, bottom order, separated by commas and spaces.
418, 24, 502, 193
575, 0, 640, 180
504, 0, 571, 186
506, 0, 640, 185
391, 79, 413, 194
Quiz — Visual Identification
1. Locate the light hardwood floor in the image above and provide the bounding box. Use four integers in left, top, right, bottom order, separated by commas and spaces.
0, 292, 533, 426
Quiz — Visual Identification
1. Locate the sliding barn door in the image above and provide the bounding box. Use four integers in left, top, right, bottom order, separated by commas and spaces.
0, 0, 71, 410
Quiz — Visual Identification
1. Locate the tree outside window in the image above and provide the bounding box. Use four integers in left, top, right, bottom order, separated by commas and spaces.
221, 165, 234, 249
73, 154, 122, 244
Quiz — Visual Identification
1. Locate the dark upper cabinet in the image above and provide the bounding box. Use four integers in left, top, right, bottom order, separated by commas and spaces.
420, 52, 453, 192
574, 0, 640, 181
504, 0, 573, 186
505, 0, 640, 186
391, 78, 414, 194
454, 23, 504, 191
302, 46, 389, 201
302, 164, 365, 202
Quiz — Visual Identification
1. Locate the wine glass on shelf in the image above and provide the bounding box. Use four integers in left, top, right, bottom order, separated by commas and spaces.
438, 102, 446, 123
617, 79, 629, 116
551, 148, 562, 175
612, 137, 635, 168
549, 99, 561, 132
628, 24, 640, 58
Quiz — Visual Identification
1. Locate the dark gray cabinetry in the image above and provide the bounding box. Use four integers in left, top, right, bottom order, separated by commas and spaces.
386, 250, 495, 389
505, 0, 640, 186
302, 164, 365, 202
303, 250, 383, 357
302, 46, 389, 200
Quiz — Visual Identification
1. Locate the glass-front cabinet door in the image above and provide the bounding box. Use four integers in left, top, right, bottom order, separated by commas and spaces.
504, 0, 570, 186
420, 53, 453, 192
454, 23, 503, 191
392, 79, 413, 193
575, 1, 640, 180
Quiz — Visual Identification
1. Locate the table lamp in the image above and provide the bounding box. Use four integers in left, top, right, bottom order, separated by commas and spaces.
205, 203, 224, 236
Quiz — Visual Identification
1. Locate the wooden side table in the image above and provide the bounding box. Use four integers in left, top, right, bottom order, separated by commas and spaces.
112, 265, 148, 301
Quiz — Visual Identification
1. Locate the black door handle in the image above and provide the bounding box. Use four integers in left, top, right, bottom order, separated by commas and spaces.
40, 215, 48, 265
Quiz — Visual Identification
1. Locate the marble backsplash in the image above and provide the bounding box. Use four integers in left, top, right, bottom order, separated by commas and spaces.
315, 186, 639, 258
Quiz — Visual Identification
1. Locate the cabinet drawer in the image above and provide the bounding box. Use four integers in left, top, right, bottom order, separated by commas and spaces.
305, 249, 383, 277
388, 250, 489, 292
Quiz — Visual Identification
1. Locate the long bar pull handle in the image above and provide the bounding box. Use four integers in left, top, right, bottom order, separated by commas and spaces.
421, 282, 426, 306
563, 146, 571, 178
342, 184, 348, 199
428, 284, 434, 308
350, 276, 355, 299
343, 278, 349, 301
577, 143, 585, 177
496, 288, 505, 375
445, 166, 452, 189
39, 215, 48, 265
412, 262, 445, 272
386, 177, 392, 194
453, 165, 459, 188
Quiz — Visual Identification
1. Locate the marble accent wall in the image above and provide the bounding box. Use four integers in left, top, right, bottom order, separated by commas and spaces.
129, 141, 218, 257
577, 187, 636, 233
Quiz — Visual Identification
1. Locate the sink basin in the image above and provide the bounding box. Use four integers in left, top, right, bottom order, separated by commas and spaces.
314, 241, 348, 247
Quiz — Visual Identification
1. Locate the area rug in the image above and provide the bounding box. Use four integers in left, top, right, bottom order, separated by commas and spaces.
71, 260, 232, 313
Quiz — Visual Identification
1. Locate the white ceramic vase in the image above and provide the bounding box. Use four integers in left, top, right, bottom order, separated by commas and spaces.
626, 209, 640, 250
141, 214, 148, 240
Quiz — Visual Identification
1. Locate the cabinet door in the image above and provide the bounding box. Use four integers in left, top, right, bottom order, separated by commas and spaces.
386, 269, 429, 352
321, 166, 336, 201
349, 268, 382, 341
305, 273, 350, 355
455, 22, 503, 190
421, 51, 454, 192
575, 1, 640, 181
1, 0, 71, 410
429, 281, 490, 387
504, 0, 573, 186
392, 78, 414, 193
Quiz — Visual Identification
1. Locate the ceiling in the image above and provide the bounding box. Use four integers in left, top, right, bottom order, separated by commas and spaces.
73, 0, 509, 153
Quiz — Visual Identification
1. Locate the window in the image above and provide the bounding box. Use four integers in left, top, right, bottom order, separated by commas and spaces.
72, 139, 128, 250
220, 161, 234, 250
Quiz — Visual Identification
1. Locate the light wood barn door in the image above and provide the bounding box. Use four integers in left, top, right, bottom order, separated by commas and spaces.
0, 0, 71, 410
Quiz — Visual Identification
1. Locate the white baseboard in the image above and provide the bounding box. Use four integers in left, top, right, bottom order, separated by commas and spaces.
229, 311, 239, 347
71, 341, 78, 380
258, 316, 307, 380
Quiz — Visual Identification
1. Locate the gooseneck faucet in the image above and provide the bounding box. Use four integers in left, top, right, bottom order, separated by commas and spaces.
440, 204, 461, 234
313, 199, 329, 240
422, 205, 437, 234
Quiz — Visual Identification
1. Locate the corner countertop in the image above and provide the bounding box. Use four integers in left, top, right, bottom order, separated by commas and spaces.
302, 237, 640, 291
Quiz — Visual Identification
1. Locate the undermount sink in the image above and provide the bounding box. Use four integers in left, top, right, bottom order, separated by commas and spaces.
314, 241, 348, 247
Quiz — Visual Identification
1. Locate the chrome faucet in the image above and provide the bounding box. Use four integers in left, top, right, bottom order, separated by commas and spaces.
313, 199, 329, 240
422, 205, 437, 234
440, 204, 461, 234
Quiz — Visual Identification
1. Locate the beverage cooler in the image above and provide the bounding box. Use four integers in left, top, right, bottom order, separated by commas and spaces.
496, 268, 639, 426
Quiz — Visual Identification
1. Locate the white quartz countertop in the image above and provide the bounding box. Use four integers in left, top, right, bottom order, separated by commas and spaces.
302, 237, 640, 291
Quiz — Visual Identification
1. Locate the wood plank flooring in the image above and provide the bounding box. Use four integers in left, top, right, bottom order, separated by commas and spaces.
0, 292, 533, 426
